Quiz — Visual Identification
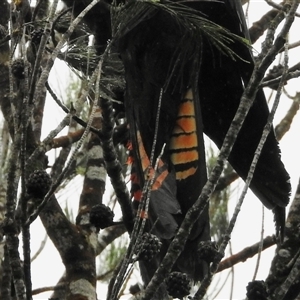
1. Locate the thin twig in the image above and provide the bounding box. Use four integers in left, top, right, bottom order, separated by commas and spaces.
28, 0, 59, 105
45, 81, 102, 135
217, 236, 276, 273
25, 114, 72, 170
32, 0, 104, 108
25, 56, 102, 226
275, 93, 300, 140
19, 26, 33, 300
260, 70, 300, 88
31, 233, 48, 262
265, 0, 300, 17
252, 205, 265, 281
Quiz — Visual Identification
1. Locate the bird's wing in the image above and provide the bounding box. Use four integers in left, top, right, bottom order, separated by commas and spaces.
188, 0, 291, 236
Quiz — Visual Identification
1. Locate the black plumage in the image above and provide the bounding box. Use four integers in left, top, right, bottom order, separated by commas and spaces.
118, 2, 212, 283
116, 0, 291, 287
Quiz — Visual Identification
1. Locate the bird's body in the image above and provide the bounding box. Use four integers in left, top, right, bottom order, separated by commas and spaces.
117, 0, 291, 292
120, 7, 211, 283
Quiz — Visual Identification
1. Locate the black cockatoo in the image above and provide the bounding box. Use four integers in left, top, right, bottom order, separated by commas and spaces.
116, 0, 291, 292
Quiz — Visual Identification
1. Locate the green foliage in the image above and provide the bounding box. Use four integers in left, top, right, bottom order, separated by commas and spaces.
210, 187, 230, 243
97, 235, 128, 282
207, 145, 232, 243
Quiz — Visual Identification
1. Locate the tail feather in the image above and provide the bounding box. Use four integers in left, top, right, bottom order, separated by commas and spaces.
130, 129, 181, 239
148, 164, 181, 239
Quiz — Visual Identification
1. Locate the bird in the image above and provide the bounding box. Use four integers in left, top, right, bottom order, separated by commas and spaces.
116, 0, 291, 294
118, 5, 211, 291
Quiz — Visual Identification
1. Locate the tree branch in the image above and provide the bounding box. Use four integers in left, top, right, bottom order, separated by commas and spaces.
266, 176, 300, 300
217, 236, 276, 273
